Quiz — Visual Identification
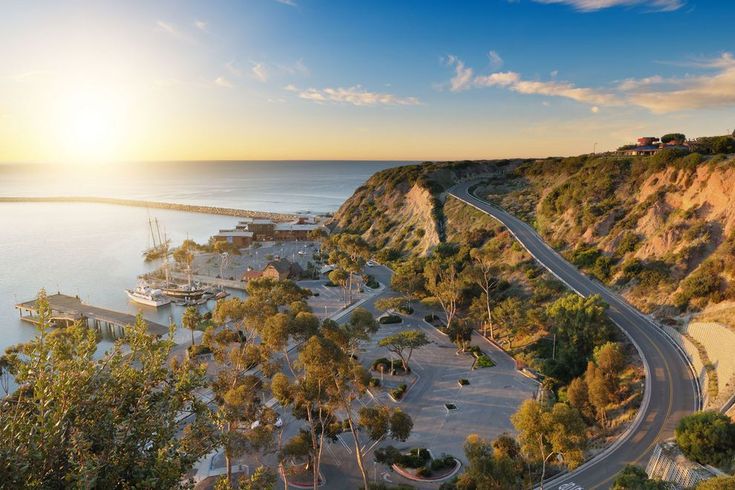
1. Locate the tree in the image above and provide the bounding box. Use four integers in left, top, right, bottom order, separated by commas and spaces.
594, 342, 626, 380
697, 476, 735, 489
208, 319, 274, 483
566, 377, 591, 420
585, 362, 611, 427
391, 262, 426, 308
344, 307, 380, 355
329, 268, 350, 302
661, 133, 686, 144
455, 433, 524, 489
675, 411, 735, 467
424, 260, 462, 330
612, 465, 670, 490
272, 336, 339, 490
378, 330, 430, 372
182, 305, 202, 346
511, 400, 586, 488
546, 294, 613, 381
469, 247, 500, 339
0, 291, 216, 488
446, 317, 473, 353
358, 406, 413, 443
492, 297, 527, 345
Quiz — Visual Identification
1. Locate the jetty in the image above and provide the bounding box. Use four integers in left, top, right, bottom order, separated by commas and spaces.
15, 293, 169, 337
0, 196, 301, 222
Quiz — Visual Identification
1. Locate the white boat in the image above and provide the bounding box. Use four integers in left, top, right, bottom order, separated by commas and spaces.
125, 284, 171, 308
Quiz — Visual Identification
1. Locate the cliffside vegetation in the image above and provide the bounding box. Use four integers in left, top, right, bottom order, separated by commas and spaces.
332, 157, 649, 466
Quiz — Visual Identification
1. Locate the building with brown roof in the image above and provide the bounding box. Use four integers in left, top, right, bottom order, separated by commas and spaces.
241, 258, 303, 282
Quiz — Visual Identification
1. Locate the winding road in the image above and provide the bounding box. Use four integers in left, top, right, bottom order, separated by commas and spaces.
449, 182, 699, 490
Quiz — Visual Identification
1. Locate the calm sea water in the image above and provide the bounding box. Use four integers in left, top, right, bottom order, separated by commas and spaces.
0, 161, 405, 353
0, 161, 403, 214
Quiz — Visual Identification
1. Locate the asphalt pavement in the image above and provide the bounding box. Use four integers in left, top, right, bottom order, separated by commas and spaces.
448, 181, 699, 490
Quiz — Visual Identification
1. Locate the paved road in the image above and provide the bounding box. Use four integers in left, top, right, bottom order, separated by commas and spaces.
449, 182, 699, 490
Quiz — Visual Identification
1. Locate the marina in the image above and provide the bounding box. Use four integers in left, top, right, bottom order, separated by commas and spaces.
15, 292, 170, 337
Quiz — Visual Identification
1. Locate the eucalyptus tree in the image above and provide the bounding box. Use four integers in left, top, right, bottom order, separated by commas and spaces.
424, 260, 462, 330
0, 290, 216, 489
469, 247, 500, 339
271, 336, 339, 490
377, 329, 429, 372
511, 400, 586, 487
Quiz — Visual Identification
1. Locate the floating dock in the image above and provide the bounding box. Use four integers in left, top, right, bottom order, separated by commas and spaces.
15, 293, 169, 337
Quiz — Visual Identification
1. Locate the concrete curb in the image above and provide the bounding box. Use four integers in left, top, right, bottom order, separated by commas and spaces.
450, 183, 693, 489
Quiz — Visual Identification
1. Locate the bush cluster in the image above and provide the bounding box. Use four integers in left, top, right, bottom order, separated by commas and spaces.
391, 384, 408, 400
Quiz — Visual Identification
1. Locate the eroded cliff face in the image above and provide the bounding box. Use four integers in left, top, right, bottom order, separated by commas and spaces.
332, 160, 510, 256
503, 156, 735, 315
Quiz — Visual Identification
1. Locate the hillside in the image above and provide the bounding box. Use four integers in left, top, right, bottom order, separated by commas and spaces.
332, 160, 515, 256
333, 149, 735, 408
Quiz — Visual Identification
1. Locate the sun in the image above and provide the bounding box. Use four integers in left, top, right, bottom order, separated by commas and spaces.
58, 88, 127, 164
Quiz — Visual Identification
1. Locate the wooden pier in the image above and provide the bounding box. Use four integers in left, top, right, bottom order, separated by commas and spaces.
15, 293, 169, 338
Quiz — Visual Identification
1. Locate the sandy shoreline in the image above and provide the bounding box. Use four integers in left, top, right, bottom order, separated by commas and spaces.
0, 196, 302, 221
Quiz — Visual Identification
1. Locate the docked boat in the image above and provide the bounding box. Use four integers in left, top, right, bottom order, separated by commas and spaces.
125, 284, 171, 307
161, 283, 206, 300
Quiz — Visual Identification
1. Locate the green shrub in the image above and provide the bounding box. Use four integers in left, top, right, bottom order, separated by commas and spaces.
675, 411, 735, 467
187, 344, 212, 358
430, 455, 456, 472
379, 314, 402, 324
615, 232, 641, 255
475, 354, 495, 368
675, 261, 723, 309
369, 378, 381, 388
391, 384, 408, 400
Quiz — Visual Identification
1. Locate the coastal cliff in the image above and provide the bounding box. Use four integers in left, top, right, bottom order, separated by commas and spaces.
332, 159, 514, 255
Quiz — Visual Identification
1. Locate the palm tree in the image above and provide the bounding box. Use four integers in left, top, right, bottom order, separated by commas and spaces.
182, 306, 201, 346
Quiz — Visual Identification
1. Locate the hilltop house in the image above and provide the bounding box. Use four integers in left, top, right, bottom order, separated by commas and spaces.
620, 135, 691, 156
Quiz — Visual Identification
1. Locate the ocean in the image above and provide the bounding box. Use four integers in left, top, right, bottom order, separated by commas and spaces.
0, 161, 406, 354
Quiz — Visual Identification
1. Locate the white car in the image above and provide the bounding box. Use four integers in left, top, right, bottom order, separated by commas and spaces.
250, 417, 283, 430
366, 260, 376, 267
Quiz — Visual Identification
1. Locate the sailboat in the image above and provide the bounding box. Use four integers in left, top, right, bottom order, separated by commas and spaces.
142, 217, 171, 262
160, 237, 206, 302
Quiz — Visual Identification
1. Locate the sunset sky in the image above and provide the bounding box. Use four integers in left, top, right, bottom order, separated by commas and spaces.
1, 0, 734, 163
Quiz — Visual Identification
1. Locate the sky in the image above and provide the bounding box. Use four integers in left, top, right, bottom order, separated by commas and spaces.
1, 0, 734, 163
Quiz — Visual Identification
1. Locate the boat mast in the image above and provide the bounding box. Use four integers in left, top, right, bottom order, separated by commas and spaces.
155, 218, 164, 249
148, 217, 158, 249
162, 229, 170, 284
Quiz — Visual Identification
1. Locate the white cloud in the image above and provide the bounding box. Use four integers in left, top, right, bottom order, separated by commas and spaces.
532, 0, 684, 12
194, 20, 209, 32
275, 0, 297, 6
591, 106, 600, 113
225, 61, 243, 77
155, 21, 194, 43
474, 71, 521, 88
214, 76, 233, 88
251, 63, 269, 82
446, 52, 735, 114
447, 55, 617, 105
621, 55, 735, 112
446, 55, 474, 92
488, 50, 504, 69
286, 85, 420, 106
512, 79, 618, 105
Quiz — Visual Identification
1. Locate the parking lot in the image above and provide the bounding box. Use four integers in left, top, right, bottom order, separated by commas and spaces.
318, 308, 539, 489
